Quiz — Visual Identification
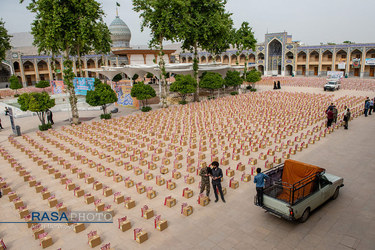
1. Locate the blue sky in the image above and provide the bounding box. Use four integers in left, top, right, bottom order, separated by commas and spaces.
1, 0, 375, 46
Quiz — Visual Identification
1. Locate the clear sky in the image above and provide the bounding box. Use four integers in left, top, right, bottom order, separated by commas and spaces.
1, 0, 375, 46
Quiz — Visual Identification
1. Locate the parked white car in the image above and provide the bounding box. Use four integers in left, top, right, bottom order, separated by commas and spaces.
324, 80, 341, 91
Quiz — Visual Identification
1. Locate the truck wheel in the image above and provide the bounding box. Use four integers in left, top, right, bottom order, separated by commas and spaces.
300, 208, 310, 223
332, 187, 340, 200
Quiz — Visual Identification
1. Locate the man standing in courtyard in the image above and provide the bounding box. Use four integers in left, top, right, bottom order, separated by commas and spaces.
211, 161, 225, 203
326, 107, 334, 127
369, 98, 374, 115
46, 109, 54, 125
364, 97, 370, 117
254, 168, 269, 207
344, 107, 351, 130
332, 105, 338, 124
199, 164, 211, 201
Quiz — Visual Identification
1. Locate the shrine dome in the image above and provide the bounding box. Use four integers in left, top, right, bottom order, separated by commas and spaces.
109, 16, 131, 48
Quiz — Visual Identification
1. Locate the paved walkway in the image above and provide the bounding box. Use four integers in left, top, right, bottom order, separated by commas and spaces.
0, 87, 374, 250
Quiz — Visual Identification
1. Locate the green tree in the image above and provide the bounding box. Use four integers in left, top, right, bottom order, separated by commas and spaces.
35, 80, 50, 89
132, 74, 139, 81
86, 82, 117, 115
343, 41, 354, 44
130, 82, 156, 107
200, 72, 224, 97
133, 0, 187, 108
0, 19, 12, 61
17, 92, 55, 125
246, 69, 261, 88
146, 72, 154, 78
9, 75, 22, 94
231, 22, 257, 75
113, 74, 122, 82
94, 78, 102, 87
224, 70, 243, 90
179, 0, 233, 102
169, 74, 197, 102
21, 0, 112, 125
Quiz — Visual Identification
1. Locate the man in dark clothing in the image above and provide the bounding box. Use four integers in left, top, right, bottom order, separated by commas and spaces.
277, 81, 281, 89
199, 165, 211, 200
273, 81, 277, 89
364, 98, 370, 117
46, 109, 54, 125
326, 108, 334, 127
326, 103, 334, 112
254, 168, 269, 206
211, 161, 225, 203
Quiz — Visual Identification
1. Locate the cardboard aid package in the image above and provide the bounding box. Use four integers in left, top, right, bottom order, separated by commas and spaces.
141, 205, 154, 219
164, 196, 176, 208
181, 203, 193, 216
154, 215, 168, 231
134, 228, 148, 243
198, 194, 209, 206
118, 216, 131, 232
87, 230, 101, 248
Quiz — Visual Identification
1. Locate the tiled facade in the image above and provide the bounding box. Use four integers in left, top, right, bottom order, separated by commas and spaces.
179, 32, 375, 78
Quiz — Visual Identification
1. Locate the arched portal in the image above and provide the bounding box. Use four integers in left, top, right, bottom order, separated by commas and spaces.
215, 55, 221, 63
285, 65, 293, 76
268, 39, 283, 75
223, 55, 229, 64
258, 65, 264, 75
0, 63, 11, 84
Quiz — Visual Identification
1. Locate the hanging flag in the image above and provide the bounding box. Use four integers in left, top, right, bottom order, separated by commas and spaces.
116, 2, 120, 7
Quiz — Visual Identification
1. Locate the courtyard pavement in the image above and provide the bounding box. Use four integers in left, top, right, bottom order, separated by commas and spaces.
0, 86, 374, 250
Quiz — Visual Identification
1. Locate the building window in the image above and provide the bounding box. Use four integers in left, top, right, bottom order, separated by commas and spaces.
303, 55, 306, 60
341, 54, 346, 59
372, 54, 375, 58
328, 55, 332, 59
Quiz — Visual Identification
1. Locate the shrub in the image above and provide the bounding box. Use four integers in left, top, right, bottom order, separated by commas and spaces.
246, 85, 252, 90
100, 113, 111, 119
35, 80, 50, 88
207, 96, 216, 100
230, 91, 238, 95
250, 88, 257, 92
39, 123, 52, 131
141, 106, 152, 112
179, 100, 188, 105
14, 94, 20, 97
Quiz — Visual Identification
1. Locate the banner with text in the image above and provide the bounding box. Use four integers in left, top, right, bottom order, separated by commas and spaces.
73, 77, 95, 95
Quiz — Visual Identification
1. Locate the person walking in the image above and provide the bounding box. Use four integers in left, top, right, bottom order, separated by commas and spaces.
199, 164, 211, 201
4, 107, 9, 116
254, 168, 269, 207
0, 118, 3, 129
211, 161, 225, 203
277, 81, 281, 89
369, 99, 374, 115
326, 107, 334, 127
344, 107, 351, 130
364, 98, 370, 117
273, 81, 277, 90
332, 105, 338, 124
46, 109, 54, 125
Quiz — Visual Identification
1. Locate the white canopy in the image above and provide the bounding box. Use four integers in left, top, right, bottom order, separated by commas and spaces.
85, 63, 244, 80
